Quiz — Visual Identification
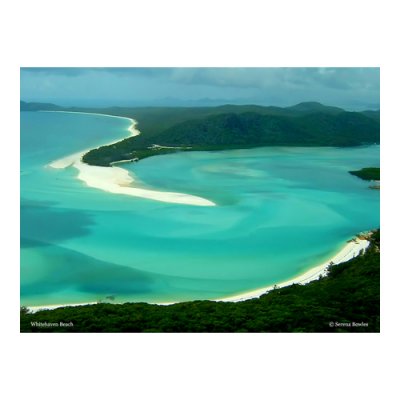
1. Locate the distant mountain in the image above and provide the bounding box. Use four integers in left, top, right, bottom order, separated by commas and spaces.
20, 101, 61, 111
287, 101, 344, 115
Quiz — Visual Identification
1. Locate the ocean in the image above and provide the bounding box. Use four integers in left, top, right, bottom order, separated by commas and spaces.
20, 111, 380, 306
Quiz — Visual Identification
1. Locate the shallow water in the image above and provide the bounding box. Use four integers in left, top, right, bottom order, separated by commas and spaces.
20, 111, 380, 306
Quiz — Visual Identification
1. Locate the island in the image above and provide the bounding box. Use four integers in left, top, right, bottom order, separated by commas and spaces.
349, 167, 380, 189
349, 167, 380, 181
21, 101, 380, 167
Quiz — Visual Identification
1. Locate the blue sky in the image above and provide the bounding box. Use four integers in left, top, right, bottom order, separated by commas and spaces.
20, 67, 380, 110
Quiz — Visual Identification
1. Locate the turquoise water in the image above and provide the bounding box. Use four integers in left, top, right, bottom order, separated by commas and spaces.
20, 111, 380, 306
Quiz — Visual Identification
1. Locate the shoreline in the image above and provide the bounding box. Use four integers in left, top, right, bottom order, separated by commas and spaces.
215, 237, 370, 302
46, 111, 215, 206
26, 235, 370, 312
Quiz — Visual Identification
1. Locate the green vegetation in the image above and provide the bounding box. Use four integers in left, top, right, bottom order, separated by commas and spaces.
21, 101, 380, 167
20, 230, 380, 333
361, 110, 380, 122
349, 167, 380, 181
144, 111, 378, 147
82, 110, 379, 166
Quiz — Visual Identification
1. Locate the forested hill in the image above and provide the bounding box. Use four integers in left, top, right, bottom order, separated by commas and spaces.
135, 111, 378, 147
20, 101, 380, 166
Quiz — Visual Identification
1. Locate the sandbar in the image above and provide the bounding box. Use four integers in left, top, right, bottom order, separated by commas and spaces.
46, 111, 215, 206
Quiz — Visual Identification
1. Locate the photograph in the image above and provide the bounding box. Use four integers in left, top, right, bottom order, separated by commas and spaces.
20, 67, 380, 332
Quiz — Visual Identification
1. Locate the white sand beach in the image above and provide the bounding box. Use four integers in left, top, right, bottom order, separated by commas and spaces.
27, 302, 98, 313
216, 237, 370, 302
46, 111, 215, 206
73, 158, 215, 206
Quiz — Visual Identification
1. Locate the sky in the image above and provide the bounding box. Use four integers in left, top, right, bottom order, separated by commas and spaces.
20, 67, 380, 110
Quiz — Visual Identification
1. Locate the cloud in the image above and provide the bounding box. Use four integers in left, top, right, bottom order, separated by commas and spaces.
20, 67, 380, 92
20, 67, 380, 109
168, 67, 379, 92
21, 67, 89, 76
20, 67, 172, 78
